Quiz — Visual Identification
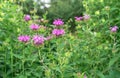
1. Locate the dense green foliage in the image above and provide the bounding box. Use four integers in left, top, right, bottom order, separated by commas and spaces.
0, 1, 27, 78
48, 0, 84, 21
0, 0, 120, 78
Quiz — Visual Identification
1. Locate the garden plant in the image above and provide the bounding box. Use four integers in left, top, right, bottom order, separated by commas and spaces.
0, 0, 120, 78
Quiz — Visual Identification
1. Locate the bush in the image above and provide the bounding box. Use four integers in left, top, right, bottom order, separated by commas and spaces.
79, 0, 120, 77
0, 1, 28, 77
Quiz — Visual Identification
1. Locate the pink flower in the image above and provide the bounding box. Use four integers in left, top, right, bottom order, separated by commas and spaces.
30, 24, 39, 30
53, 19, 64, 26
84, 75, 87, 78
18, 35, 30, 43
32, 35, 45, 45
75, 16, 83, 21
83, 14, 90, 20
110, 26, 119, 32
52, 29, 65, 36
24, 15, 31, 21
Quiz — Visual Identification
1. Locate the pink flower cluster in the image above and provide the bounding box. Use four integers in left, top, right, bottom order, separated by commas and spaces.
83, 14, 90, 20
18, 16, 65, 46
32, 35, 45, 45
75, 16, 83, 21
52, 29, 65, 36
18, 35, 49, 46
75, 14, 90, 21
53, 19, 64, 26
30, 24, 39, 30
24, 14, 31, 21
52, 19, 65, 36
110, 26, 119, 32
18, 35, 30, 43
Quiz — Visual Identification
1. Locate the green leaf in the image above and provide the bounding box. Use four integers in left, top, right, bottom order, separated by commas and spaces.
106, 70, 120, 78
96, 70, 105, 78
17, 75, 27, 78
109, 55, 120, 68
13, 54, 23, 59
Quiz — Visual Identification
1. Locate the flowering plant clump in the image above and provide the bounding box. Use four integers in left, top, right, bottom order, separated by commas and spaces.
52, 29, 65, 36
32, 35, 45, 45
75, 16, 83, 21
30, 24, 39, 30
24, 14, 31, 21
18, 35, 30, 43
3, 0, 120, 78
110, 26, 119, 32
53, 19, 64, 26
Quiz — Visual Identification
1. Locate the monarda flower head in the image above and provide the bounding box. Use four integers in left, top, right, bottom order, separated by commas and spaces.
83, 14, 90, 20
110, 26, 119, 32
18, 35, 30, 43
32, 35, 45, 46
75, 16, 83, 21
52, 29, 65, 36
53, 19, 64, 26
30, 24, 39, 30
24, 14, 31, 21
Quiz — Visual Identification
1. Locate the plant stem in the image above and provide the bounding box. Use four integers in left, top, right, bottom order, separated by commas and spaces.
22, 47, 25, 75
38, 48, 41, 60
5, 50, 7, 78
11, 48, 13, 77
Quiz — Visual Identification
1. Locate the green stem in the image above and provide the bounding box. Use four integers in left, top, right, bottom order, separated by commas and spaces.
5, 50, 7, 78
22, 48, 25, 75
38, 48, 41, 60
11, 48, 13, 77
112, 34, 116, 53
107, 10, 110, 27
22, 61, 25, 75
